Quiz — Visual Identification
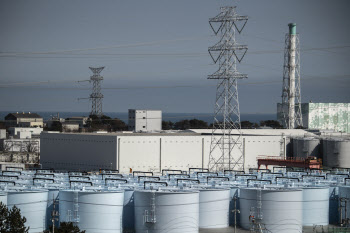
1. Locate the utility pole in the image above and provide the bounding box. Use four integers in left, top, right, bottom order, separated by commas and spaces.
207, 6, 248, 172
51, 194, 59, 233
232, 197, 240, 233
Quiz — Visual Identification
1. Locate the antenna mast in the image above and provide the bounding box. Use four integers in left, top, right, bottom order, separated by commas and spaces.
89, 66, 105, 117
207, 6, 248, 171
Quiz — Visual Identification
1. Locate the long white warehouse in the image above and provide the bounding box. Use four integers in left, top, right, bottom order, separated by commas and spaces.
40, 129, 313, 173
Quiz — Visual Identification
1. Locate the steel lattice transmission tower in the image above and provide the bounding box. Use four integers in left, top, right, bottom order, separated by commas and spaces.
207, 6, 248, 171
280, 23, 302, 129
89, 66, 105, 117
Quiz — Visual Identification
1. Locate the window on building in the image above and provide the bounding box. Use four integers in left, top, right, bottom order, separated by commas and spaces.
143, 126, 146, 128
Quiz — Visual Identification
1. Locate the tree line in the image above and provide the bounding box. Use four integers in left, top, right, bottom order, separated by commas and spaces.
46, 114, 284, 132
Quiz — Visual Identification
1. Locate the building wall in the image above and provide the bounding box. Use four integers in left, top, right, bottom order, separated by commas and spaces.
8, 127, 43, 137
306, 103, 349, 133
128, 109, 162, 132
2, 139, 40, 153
40, 133, 117, 171
41, 132, 285, 173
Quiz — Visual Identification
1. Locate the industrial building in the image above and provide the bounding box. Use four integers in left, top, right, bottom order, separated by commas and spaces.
128, 109, 162, 132
40, 129, 312, 173
4, 112, 43, 128
278, 103, 350, 133
8, 127, 43, 138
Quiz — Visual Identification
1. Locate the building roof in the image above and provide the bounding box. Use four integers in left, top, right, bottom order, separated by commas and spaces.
6, 112, 42, 119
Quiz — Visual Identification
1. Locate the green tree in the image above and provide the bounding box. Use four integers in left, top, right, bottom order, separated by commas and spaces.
0, 202, 29, 233
44, 222, 86, 233
240, 121, 259, 129
260, 120, 283, 129
162, 121, 174, 130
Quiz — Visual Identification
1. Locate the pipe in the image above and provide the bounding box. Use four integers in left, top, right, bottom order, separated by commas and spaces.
189, 168, 209, 174
2, 171, 21, 176
69, 181, 92, 188
196, 172, 218, 177
68, 171, 88, 176
276, 177, 299, 182
326, 173, 350, 179
101, 174, 123, 179
273, 167, 294, 173
138, 176, 160, 183
6, 166, 23, 171
105, 178, 127, 185
0, 180, 15, 186
133, 171, 153, 177
69, 175, 91, 181
35, 173, 55, 178
262, 172, 283, 178
247, 179, 272, 187
224, 170, 245, 175
207, 176, 229, 183
0, 175, 19, 180
144, 181, 168, 190
162, 169, 183, 176
249, 168, 271, 174
235, 174, 257, 180
35, 168, 54, 174
33, 178, 54, 185
176, 179, 200, 186
168, 174, 190, 180
301, 175, 325, 181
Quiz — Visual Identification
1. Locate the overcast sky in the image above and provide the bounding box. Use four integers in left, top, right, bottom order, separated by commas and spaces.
0, 0, 349, 114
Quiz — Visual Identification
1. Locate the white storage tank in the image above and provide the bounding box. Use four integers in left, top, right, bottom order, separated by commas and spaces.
198, 188, 231, 228
240, 188, 303, 233
292, 137, 321, 158
323, 138, 350, 168
59, 189, 124, 233
0, 192, 7, 205
338, 186, 350, 223
302, 187, 329, 226
134, 189, 199, 233
7, 190, 48, 233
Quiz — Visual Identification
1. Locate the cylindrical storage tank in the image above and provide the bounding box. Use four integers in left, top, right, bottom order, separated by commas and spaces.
240, 188, 303, 233
46, 188, 60, 229
7, 190, 48, 233
134, 190, 199, 233
323, 138, 350, 168
59, 190, 124, 233
121, 187, 135, 231
0, 192, 7, 205
302, 187, 329, 226
329, 185, 339, 224
293, 137, 321, 158
229, 186, 240, 226
198, 188, 230, 228
339, 186, 350, 222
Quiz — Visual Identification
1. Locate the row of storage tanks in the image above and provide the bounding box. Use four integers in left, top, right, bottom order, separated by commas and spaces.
3, 168, 350, 233
290, 136, 350, 167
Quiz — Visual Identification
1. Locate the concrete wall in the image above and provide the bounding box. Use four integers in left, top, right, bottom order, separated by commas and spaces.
41, 132, 285, 173
40, 133, 117, 171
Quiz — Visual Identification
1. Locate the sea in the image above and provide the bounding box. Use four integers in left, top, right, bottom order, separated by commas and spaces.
0, 111, 276, 124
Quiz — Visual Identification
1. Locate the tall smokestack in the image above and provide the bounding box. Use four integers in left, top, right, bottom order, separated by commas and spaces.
280, 23, 303, 129
288, 23, 297, 129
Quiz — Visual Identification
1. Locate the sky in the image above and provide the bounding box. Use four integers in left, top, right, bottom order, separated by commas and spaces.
0, 0, 349, 114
